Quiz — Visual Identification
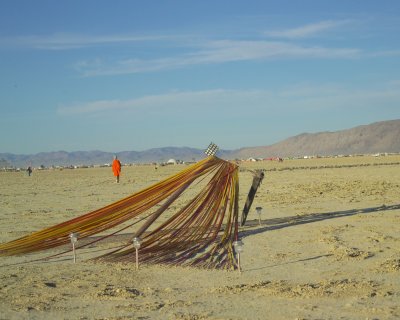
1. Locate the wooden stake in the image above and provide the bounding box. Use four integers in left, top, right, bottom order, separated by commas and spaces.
134, 182, 190, 238
135, 248, 139, 270
72, 243, 76, 263
240, 170, 264, 226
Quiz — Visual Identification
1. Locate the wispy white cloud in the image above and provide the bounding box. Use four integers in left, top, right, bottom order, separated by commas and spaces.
75, 40, 360, 76
58, 89, 235, 115
3, 20, 391, 78
58, 82, 400, 116
264, 20, 351, 39
0, 20, 350, 50
0, 33, 170, 50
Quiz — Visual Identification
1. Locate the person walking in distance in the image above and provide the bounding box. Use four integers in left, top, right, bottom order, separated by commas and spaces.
112, 155, 121, 183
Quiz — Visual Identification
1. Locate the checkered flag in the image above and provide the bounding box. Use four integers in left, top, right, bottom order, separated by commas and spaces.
204, 142, 219, 156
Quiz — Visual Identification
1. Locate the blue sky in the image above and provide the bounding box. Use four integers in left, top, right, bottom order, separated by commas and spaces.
1, 1, 399, 154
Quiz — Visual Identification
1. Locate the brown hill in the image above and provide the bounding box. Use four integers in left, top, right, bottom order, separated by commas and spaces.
1, 119, 399, 167
233, 119, 400, 159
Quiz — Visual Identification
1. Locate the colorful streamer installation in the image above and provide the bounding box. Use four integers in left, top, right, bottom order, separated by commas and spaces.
0, 156, 240, 270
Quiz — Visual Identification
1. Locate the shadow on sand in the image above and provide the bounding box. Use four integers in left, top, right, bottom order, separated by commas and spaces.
240, 204, 400, 238
241, 204, 400, 272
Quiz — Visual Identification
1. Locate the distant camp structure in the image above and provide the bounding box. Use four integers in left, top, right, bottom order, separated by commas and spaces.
0, 155, 263, 270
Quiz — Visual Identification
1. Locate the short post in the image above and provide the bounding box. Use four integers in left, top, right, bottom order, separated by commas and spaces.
69, 232, 79, 263
233, 240, 244, 273
132, 237, 142, 270
241, 170, 264, 226
256, 206, 263, 226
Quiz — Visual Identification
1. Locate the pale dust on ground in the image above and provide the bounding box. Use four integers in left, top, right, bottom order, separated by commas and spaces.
0, 155, 399, 320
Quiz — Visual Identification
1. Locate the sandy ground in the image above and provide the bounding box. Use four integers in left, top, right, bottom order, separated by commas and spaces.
0, 155, 399, 320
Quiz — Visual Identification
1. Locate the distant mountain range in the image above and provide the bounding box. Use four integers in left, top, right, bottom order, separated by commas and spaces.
233, 119, 400, 159
1, 119, 399, 168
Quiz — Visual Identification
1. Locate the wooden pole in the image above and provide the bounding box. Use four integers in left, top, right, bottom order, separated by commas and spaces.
234, 173, 239, 240
134, 182, 190, 239
72, 243, 76, 263
135, 248, 139, 270
240, 170, 264, 226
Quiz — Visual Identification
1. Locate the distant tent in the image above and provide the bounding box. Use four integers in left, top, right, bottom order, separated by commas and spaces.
166, 158, 177, 165
0, 156, 241, 270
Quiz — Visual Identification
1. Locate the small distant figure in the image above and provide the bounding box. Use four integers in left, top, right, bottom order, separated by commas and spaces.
27, 166, 32, 176
112, 155, 121, 183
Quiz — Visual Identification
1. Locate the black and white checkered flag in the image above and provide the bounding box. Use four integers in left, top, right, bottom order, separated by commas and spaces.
204, 142, 219, 156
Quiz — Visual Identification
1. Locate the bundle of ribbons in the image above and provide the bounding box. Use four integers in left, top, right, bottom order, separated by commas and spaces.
0, 156, 240, 270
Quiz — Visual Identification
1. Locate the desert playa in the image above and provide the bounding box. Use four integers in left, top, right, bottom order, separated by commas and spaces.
0, 155, 399, 320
